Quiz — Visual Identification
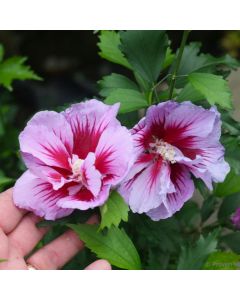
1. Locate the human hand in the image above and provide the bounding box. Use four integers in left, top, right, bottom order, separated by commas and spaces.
0, 188, 111, 270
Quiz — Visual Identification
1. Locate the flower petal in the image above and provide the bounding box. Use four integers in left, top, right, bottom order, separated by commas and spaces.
118, 153, 153, 202
81, 152, 102, 197
13, 171, 73, 220
20, 124, 71, 170
95, 125, 134, 185
21, 152, 71, 190
57, 185, 111, 210
189, 146, 230, 189
146, 101, 219, 156
147, 164, 194, 220
63, 99, 120, 159
27, 111, 73, 153
165, 101, 217, 140
122, 160, 175, 214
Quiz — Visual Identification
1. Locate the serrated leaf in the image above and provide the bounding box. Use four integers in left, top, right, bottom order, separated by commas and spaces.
177, 230, 219, 270
120, 30, 168, 82
188, 73, 232, 109
98, 73, 138, 97
0, 44, 4, 62
105, 88, 148, 113
172, 42, 239, 88
100, 191, 129, 230
97, 31, 131, 69
69, 224, 141, 270
177, 82, 204, 102
0, 56, 42, 91
203, 251, 240, 270
215, 169, 240, 197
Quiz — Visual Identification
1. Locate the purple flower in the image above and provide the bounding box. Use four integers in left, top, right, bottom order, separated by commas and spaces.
13, 100, 133, 220
119, 101, 230, 221
231, 208, 240, 229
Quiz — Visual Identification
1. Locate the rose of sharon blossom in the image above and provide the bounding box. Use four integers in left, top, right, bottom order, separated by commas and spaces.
119, 100, 230, 221
13, 100, 133, 220
231, 208, 240, 229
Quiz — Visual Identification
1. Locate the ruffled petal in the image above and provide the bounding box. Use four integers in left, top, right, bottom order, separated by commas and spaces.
122, 160, 175, 214
118, 153, 153, 202
81, 152, 102, 197
146, 101, 220, 158
95, 125, 134, 185
189, 146, 230, 189
21, 152, 71, 190
147, 164, 194, 220
57, 184, 111, 210
13, 171, 73, 220
27, 111, 73, 153
63, 100, 120, 159
165, 101, 217, 140
175, 144, 230, 190
20, 124, 71, 170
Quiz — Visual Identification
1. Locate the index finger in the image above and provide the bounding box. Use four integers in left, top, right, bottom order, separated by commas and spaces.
0, 188, 27, 234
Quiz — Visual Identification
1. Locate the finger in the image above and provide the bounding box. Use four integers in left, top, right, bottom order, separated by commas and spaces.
85, 259, 112, 270
0, 188, 27, 234
8, 213, 49, 257
0, 227, 9, 259
0, 247, 27, 270
27, 214, 98, 270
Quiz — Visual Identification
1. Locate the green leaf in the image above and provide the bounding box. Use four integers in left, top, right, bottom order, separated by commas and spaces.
201, 195, 218, 223
0, 258, 7, 263
97, 31, 131, 69
203, 251, 240, 270
222, 136, 240, 175
98, 73, 138, 97
100, 191, 129, 230
221, 232, 240, 254
0, 56, 42, 91
177, 230, 219, 270
218, 192, 240, 222
177, 82, 204, 102
134, 215, 182, 254
0, 176, 14, 187
147, 248, 170, 270
172, 42, 239, 88
0, 44, 4, 62
176, 201, 201, 230
105, 88, 148, 113
120, 30, 168, 82
162, 47, 175, 70
158, 89, 178, 101
215, 169, 240, 197
69, 224, 141, 270
188, 73, 232, 109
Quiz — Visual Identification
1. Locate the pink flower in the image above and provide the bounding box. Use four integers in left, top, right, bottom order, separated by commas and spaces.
13, 100, 133, 220
119, 101, 230, 220
231, 208, 240, 229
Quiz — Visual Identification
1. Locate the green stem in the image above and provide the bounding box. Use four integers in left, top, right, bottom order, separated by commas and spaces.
148, 87, 153, 106
168, 30, 190, 99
